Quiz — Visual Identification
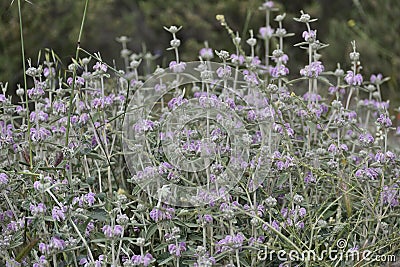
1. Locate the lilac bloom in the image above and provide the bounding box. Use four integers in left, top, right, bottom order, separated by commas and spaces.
0, 173, 8, 184
302, 30, 316, 42
169, 61, 186, 73
300, 61, 324, 77
259, 26, 274, 39
376, 113, 392, 128
345, 71, 363, 86
52, 206, 66, 221
199, 48, 213, 59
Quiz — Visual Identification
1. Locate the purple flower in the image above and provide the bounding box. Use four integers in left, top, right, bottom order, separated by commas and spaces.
251, 56, 262, 66
67, 76, 85, 87
124, 253, 154, 267
168, 95, 188, 110
142, 253, 154, 266
381, 184, 399, 207
203, 214, 213, 223
53, 100, 67, 114
359, 133, 374, 147
79, 258, 88, 266
230, 54, 245, 65
43, 67, 55, 77
93, 62, 108, 72
243, 70, 259, 85
298, 207, 307, 217
328, 86, 345, 95
262, 1, 274, 9
216, 65, 231, 78
345, 71, 363, 86
33, 181, 42, 190
328, 144, 337, 154
376, 113, 392, 128
154, 82, 167, 92
199, 48, 213, 60
15, 105, 25, 115
5, 258, 21, 267
32, 242, 46, 256
296, 221, 305, 229
169, 61, 186, 73
355, 167, 381, 180
133, 119, 156, 133
52, 206, 66, 221
259, 26, 274, 39
51, 236, 66, 250
269, 65, 289, 78
370, 73, 383, 84
194, 253, 216, 267
271, 220, 281, 231
386, 151, 396, 161
30, 127, 51, 142
91, 98, 104, 109
30, 203, 46, 216
149, 206, 175, 222
168, 242, 187, 257
300, 61, 324, 77
304, 171, 316, 184
215, 233, 245, 253
85, 221, 95, 236
375, 151, 385, 163
32, 255, 48, 267
31, 111, 48, 122
80, 255, 104, 267
85, 192, 96, 206
102, 225, 113, 238
79, 113, 89, 125
271, 53, 289, 64
303, 93, 322, 102
0, 173, 9, 184
340, 144, 349, 152
302, 30, 317, 42
102, 224, 123, 238
281, 207, 288, 218
27, 87, 45, 99
114, 225, 124, 236
130, 79, 144, 88
199, 214, 213, 224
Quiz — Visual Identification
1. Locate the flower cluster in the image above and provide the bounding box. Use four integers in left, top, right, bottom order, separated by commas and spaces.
0, 1, 399, 266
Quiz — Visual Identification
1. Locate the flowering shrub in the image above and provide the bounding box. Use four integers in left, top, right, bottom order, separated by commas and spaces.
0, 1, 399, 266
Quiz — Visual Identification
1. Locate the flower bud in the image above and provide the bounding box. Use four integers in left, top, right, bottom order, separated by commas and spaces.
170, 39, 181, 48
16, 88, 25, 96
349, 51, 360, 61
246, 37, 257, 47
293, 194, 304, 204
265, 196, 277, 207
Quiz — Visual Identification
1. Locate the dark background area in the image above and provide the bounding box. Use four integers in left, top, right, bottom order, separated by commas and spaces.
1, 0, 399, 106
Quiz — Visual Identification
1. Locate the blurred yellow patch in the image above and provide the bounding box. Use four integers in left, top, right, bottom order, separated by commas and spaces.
348, 19, 356, 28
117, 188, 126, 195
216, 15, 225, 21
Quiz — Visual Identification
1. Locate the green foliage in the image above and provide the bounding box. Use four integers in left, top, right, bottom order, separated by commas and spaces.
321, 0, 400, 104
1, 0, 399, 104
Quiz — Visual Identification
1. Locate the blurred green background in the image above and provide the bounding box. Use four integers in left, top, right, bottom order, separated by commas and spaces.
1, 0, 399, 106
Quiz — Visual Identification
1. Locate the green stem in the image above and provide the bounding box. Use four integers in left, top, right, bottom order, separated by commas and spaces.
17, 0, 32, 169
65, 0, 89, 147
